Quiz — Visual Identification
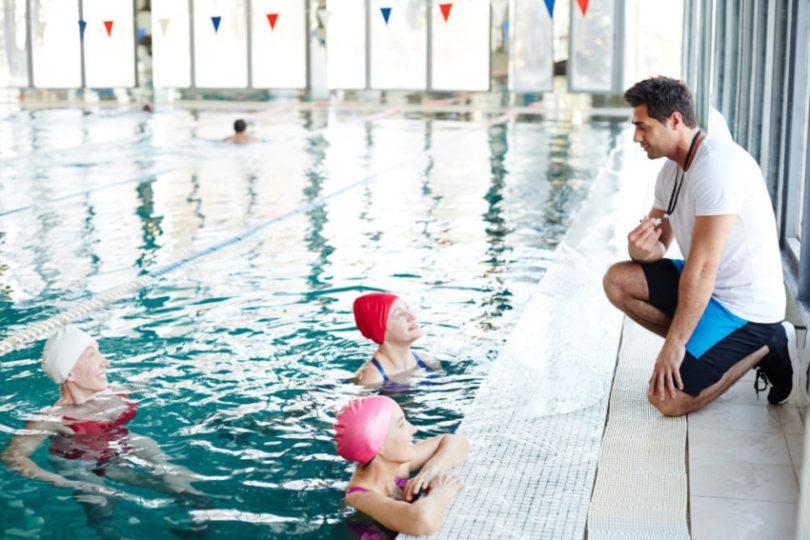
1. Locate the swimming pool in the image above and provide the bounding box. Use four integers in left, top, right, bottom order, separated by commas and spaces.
0, 105, 622, 538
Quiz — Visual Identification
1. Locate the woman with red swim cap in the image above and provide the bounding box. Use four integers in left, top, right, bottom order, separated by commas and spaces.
334, 395, 468, 535
352, 293, 440, 386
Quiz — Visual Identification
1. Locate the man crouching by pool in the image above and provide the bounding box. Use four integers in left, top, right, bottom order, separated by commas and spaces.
1, 326, 209, 537
603, 77, 802, 416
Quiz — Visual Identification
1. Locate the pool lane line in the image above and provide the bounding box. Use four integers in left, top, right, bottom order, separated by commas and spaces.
0, 169, 175, 218
360, 108, 402, 122
424, 94, 469, 106
0, 109, 518, 357
0, 108, 401, 219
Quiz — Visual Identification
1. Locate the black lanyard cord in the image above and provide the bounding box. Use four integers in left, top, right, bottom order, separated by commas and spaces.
665, 130, 702, 218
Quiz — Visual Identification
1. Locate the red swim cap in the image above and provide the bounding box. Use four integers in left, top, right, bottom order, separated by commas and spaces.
353, 293, 399, 344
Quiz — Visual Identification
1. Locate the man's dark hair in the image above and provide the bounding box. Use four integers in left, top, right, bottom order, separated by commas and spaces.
234, 119, 247, 133
623, 77, 697, 128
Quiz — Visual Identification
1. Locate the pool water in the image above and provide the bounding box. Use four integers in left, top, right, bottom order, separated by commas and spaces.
0, 106, 621, 538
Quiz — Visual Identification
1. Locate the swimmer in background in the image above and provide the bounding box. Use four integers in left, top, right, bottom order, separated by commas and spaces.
334, 395, 467, 536
1, 326, 208, 536
223, 118, 258, 144
353, 293, 440, 386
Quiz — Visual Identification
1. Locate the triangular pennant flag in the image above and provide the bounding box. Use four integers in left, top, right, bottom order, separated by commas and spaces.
316, 9, 330, 27
439, 3, 452, 22
211, 16, 221, 32
78, 20, 87, 40
104, 20, 113, 37
267, 13, 278, 30
381, 7, 392, 24
159, 18, 170, 35
544, 0, 555, 18
577, 0, 589, 15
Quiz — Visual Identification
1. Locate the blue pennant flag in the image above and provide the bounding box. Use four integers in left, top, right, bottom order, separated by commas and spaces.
544, 0, 555, 18
78, 19, 87, 40
211, 16, 221, 32
381, 7, 392, 25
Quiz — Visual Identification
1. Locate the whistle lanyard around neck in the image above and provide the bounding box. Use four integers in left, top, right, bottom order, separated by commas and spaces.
664, 130, 702, 219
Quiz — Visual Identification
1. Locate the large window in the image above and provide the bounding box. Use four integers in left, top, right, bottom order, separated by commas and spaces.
250, 0, 307, 89
31, 0, 81, 88
0, 0, 28, 87
508, 0, 553, 93
569, 0, 619, 93
83, 0, 135, 88
430, 0, 490, 91
325, 0, 366, 89
688, 0, 810, 300
152, 0, 191, 88
369, 0, 426, 90
193, 0, 248, 88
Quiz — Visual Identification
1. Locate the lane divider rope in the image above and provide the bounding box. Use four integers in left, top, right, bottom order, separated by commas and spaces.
0, 169, 175, 218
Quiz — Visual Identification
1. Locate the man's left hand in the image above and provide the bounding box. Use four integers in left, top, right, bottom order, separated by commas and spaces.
649, 342, 686, 400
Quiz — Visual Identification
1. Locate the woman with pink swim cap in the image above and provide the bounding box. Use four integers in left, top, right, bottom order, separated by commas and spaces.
353, 293, 440, 386
334, 395, 468, 535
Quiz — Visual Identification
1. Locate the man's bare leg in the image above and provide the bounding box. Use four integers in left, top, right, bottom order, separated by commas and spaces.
603, 261, 671, 338
648, 346, 769, 416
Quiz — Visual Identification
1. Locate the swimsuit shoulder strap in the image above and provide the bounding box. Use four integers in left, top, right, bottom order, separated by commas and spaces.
411, 351, 431, 372
394, 477, 407, 488
370, 357, 390, 383
343, 487, 369, 498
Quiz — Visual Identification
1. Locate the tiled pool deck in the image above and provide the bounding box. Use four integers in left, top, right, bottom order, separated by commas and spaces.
403, 127, 809, 539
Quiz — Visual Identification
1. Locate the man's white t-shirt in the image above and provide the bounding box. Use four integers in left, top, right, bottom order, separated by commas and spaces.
653, 135, 785, 323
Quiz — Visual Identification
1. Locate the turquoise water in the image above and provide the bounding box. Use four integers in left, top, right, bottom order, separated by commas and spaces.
0, 106, 621, 538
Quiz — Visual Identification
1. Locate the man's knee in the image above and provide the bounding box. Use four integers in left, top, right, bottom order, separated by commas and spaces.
603, 261, 634, 305
647, 393, 689, 417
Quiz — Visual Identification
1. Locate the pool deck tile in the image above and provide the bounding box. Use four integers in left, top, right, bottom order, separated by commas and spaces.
690, 497, 797, 540
688, 372, 806, 538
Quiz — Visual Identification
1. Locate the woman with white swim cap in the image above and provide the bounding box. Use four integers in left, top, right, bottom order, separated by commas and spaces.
1, 326, 207, 535
334, 395, 468, 536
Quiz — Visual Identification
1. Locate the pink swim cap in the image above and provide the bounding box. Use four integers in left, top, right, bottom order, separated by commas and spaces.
334, 396, 396, 463
353, 293, 399, 344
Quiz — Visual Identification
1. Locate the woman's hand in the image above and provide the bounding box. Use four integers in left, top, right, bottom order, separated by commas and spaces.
402, 466, 438, 502
427, 473, 464, 497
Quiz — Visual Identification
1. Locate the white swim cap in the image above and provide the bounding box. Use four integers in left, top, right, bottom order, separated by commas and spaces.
42, 326, 94, 384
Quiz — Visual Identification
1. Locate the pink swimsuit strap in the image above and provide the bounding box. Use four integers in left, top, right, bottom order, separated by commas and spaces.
343, 477, 408, 498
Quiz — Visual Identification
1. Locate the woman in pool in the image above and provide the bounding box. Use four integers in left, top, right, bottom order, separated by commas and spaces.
334, 395, 468, 536
353, 293, 440, 386
1, 326, 206, 535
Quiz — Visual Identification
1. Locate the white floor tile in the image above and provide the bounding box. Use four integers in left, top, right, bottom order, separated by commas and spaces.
689, 458, 797, 503
716, 379, 770, 406
690, 497, 796, 540
787, 434, 804, 479
689, 427, 791, 466
688, 402, 800, 433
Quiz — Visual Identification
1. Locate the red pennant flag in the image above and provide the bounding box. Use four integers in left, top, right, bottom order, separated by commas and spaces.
577, 0, 589, 15
267, 13, 278, 30
439, 3, 452, 22
104, 20, 113, 37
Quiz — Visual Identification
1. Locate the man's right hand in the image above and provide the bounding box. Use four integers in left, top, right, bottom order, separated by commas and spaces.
628, 217, 664, 261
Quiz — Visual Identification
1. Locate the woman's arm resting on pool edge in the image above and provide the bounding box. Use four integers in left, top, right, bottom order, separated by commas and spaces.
348, 476, 463, 536
1, 419, 74, 486
401, 434, 468, 501
408, 434, 468, 473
